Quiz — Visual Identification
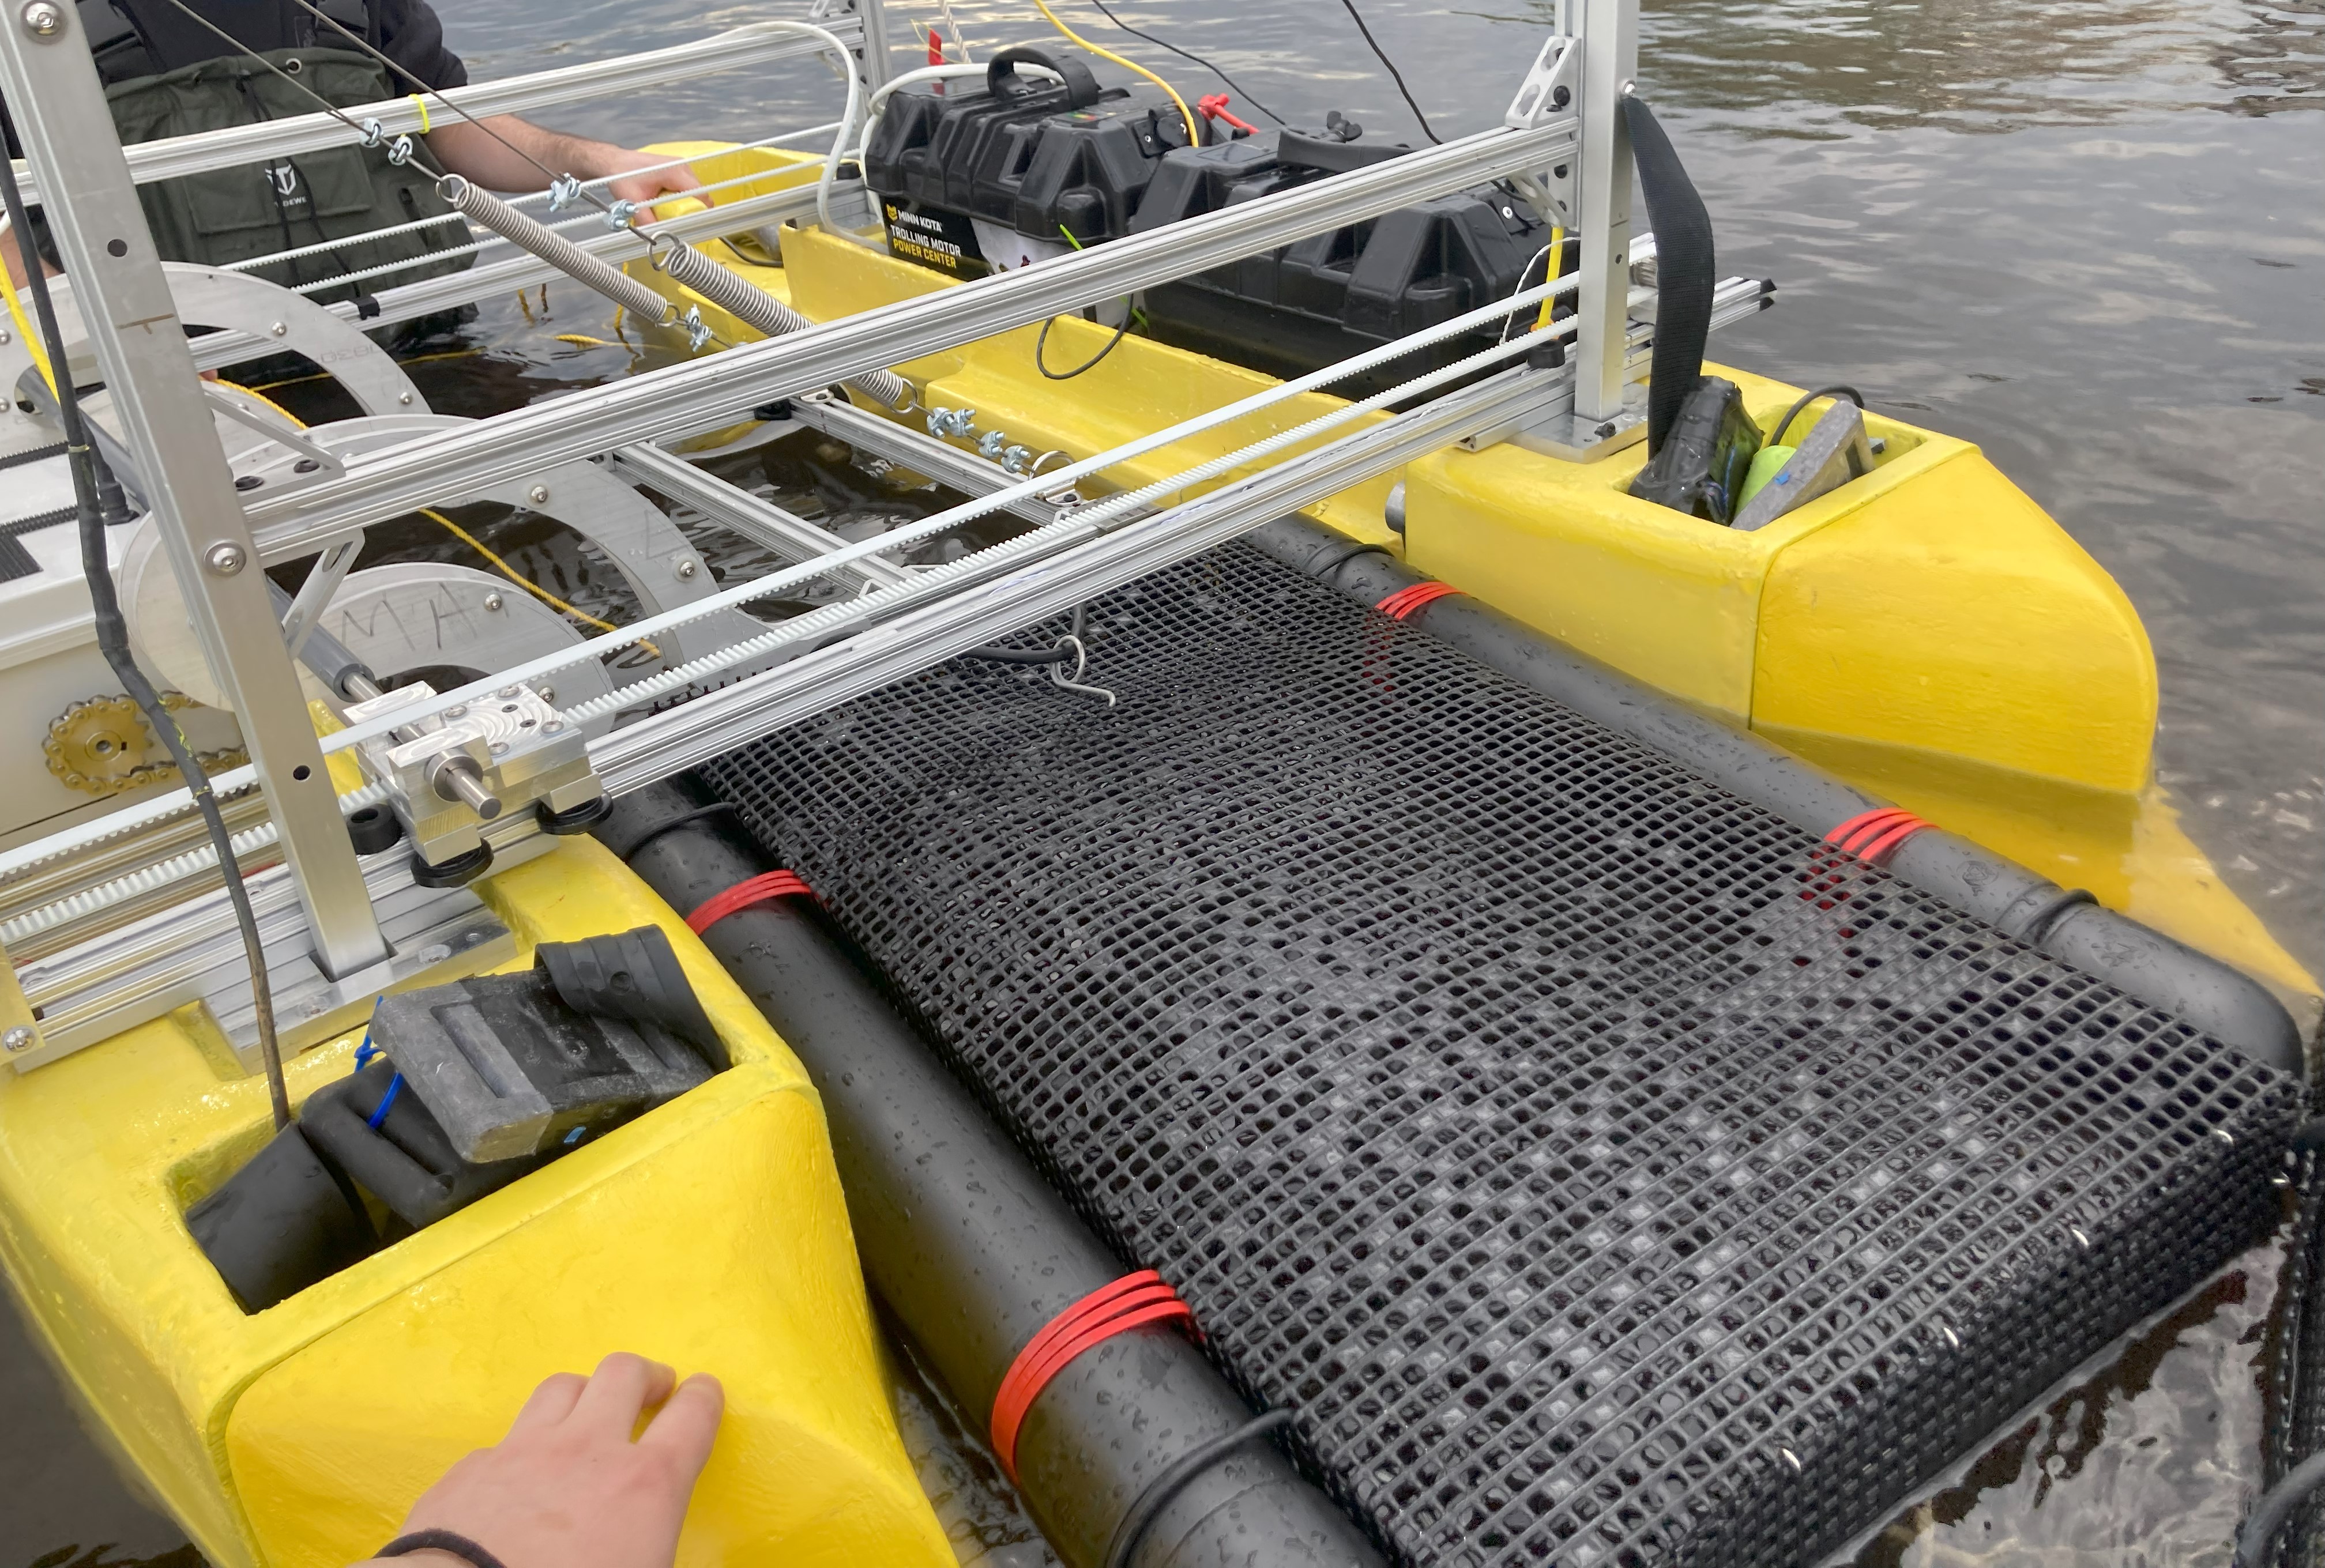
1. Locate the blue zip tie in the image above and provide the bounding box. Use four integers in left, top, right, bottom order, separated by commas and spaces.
353, 1031, 378, 1072
367, 1072, 404, 1130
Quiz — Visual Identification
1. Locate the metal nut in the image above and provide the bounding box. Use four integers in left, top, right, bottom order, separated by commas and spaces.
19, 1, 63, 37
527, 485, 550, 505
203, 541, 246, 575
2, 1024, 32, 1052
482, 592, 504, 612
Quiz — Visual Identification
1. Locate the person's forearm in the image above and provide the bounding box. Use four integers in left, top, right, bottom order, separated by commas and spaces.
425, 115, 639, 193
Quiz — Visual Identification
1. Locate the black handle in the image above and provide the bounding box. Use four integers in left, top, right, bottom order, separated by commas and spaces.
987, 44, 1102, 109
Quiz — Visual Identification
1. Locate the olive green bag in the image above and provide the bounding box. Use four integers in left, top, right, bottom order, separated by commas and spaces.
103, 45, 472, 302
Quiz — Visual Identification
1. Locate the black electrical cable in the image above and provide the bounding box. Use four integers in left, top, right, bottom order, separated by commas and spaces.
1035, 308, 1133, 379
1082, 0, 1285, 124
1770, 383, 1865, 446
961, 604, 1090, 667
1100, 1408, 1297, 1568
1329, 0, 1440, 144
2236, 1448, 2325, 1568
957, 644, 1074, 666
0, 104, 294, 1131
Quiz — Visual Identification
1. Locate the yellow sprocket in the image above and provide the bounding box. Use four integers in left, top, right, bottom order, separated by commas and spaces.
44, 692, 248, 797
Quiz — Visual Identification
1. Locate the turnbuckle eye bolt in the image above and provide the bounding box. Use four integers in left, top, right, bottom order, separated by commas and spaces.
386, 134, 415, 167
359, 117, 386, 149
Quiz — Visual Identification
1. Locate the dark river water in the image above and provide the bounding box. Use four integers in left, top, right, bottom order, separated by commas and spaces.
10, 1, 2323, 1564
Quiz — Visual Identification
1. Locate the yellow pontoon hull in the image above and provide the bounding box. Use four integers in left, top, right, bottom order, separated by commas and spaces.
0, 838, 953, 1568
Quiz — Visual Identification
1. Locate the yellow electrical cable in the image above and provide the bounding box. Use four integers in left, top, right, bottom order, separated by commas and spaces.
1, 248, 56, 395
1029, 0, 1199, 148
205, 379, 657, 654
1535, 225, 1564, 331
212, 378, 309, 429
421, 506, 661, 657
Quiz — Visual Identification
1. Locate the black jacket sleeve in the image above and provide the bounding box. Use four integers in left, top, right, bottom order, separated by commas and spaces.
373, 0, 467, 89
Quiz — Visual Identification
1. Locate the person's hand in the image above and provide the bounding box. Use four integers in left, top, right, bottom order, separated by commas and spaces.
590, 149, 703, 225
369, 1353, 724, 1568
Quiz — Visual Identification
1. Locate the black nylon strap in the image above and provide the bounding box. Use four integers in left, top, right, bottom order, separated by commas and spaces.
1620, 94, 1714, 455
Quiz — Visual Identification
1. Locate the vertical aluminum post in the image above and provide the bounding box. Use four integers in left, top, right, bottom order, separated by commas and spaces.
1571, 0, 1636, 428
0, 3, 389, 978
849, 0, 897, 88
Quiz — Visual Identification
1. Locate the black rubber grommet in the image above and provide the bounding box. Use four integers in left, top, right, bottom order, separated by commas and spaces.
411, 840, 494, 888
536, 793, 615, 836
346, 802, 405, 855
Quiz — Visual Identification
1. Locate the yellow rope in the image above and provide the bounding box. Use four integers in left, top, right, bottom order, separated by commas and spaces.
555, 333, 623, 350
1535, 226, 1564, 332
212, 378, 308, 429
1030, 0, 1199, 148
209, 378, 657, 655
420, 507, 661, 657
1, 246, 55, 395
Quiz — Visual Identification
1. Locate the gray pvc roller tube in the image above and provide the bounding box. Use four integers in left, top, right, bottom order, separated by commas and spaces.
1245, 514, 2303, 1076
601, 781, 1386, 1568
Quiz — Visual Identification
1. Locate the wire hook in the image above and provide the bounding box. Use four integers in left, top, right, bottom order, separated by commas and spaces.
1047, 634, 1116, 706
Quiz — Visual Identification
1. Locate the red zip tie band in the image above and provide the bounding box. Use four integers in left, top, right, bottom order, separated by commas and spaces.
1823, 807, 1932, 866
1376, 581, 1465, 621
1197, 93, 1257, 134
990, 1271, 1195, 1480
685, 870, 816, 934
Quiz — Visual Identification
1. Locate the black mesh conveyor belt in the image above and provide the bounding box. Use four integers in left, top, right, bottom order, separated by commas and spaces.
701, 542, 2297, 1568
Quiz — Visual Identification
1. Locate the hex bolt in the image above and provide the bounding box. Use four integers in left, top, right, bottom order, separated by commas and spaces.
2, 1025, 32, 1052
675, 557, 698, 580
268, 321, 287, 337
482, 592, 504, 612
18, 1, 62, 37
397, 391, 413, 406
528, 485, 550, 505
204, 541, 246, 575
